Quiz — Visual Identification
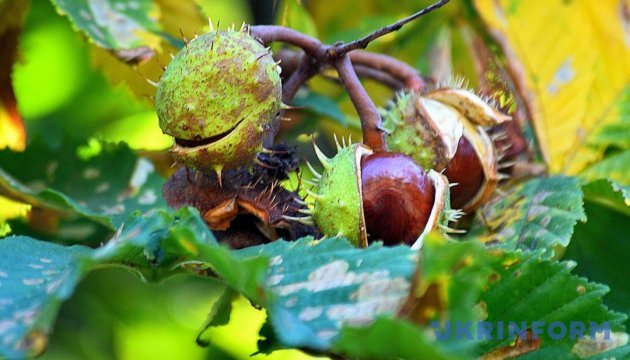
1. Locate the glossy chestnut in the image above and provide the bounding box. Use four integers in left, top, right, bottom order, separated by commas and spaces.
443, 136, 484, 210
361, 152, 435, 246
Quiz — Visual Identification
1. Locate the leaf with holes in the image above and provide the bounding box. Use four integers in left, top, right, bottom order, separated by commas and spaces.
50, 0, 163, 63
0, 236, 93, 359
0, 140, 165, 229
471, 176, 586, 254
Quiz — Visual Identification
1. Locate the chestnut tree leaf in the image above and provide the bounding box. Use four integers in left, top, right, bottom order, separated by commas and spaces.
276, 0, 319, 39
580, 150, 630, 187
293, 91, 350, 127
0, 236, 94, 359
237, 236, 418, 350
332, 317, 459, 360
471, 176, 586, 254
565, 201, 630, 328
581, 178, 630, 216
473, 1, 630, 174
49, 0, 164, 63
477, 250, 628, 356
0, 140, 165, 229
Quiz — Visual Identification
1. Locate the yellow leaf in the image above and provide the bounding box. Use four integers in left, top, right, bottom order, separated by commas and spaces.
474, 0, 630, 174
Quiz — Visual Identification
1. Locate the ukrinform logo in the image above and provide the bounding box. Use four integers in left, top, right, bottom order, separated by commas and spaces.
429, 321, 611, 341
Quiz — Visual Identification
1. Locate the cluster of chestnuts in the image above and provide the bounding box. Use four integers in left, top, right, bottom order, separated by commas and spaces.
156, 24, 514, 250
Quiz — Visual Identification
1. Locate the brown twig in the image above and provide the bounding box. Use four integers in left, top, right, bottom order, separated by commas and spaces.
275, 50, 405, 90
334, 55, 387, 152
349, 50, 424, 91
282, 52, 319, 103
330, 0, 450, 56
251, 1, 451, 149
352, 64, 404, 89
250, 25, 324, 58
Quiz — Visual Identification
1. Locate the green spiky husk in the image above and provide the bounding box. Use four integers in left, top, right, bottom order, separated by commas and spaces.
312, 144, 364, 246
382, 92, 435, 169
156, 29, 282, 171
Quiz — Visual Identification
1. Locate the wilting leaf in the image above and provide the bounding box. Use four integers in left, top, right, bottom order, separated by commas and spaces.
473, 0, 630, 174
400, 235, 495, 329
0, 140, 165, 229
0, 236, 93, 359
0, 0, 28, 151
91, 0, 207, 101
478, 251, 627, 355
50, 0, 163, 63
471, 176, 586, 254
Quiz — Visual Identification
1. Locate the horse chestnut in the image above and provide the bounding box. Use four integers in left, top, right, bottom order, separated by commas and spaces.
156, 28, 283, 174
361, 152, 436, 246
382, 88, 510, 212
294, 142, 458, 248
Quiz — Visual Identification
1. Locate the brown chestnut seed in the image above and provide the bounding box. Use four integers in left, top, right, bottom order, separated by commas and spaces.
361, 152, 435, 246
443, 136, 484, 209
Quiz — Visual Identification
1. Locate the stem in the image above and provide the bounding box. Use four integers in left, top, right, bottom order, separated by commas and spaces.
334, 55, 387, 152
352, 64, 404, 89
250, 25, 324, 58
332, 0, 450, 55
282, 53, 318, 103
264, 52, 319, 147
275, 50, 410, 90
349, 50, 424, 91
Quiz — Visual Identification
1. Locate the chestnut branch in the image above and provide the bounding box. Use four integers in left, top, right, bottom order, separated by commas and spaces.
331, 0, 450, 55
334, 55, 388, 152
250, 1, 450, 151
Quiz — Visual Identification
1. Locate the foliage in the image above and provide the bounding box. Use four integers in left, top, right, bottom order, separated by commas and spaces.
0, 0, 628, 359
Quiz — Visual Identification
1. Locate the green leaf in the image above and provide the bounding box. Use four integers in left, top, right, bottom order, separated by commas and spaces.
565, 201, 630, 327
0, 140, 165, 229
333, 317, 459, 360
580, 150, 630, 185
196, 287, 238, 347
92, 206, 270, 300
586, 85, 630, 150
237, 237, 417, 350
585, 342, 630, 359
582, 178, 630, 216
293, 91, 349, 127
49, 0, 163, 63
0, 236, 93, 358
478, 251, 627, 355
385, 236, 502, 358
471, 176, 586, 255
276, 0, 318, 39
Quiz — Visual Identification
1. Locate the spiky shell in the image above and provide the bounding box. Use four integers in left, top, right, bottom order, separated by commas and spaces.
306, 142, 460, 249
382, 92, 464, 171
156, 29, 282, 173
311, 143, 372, 247
383, 88, 511, 212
